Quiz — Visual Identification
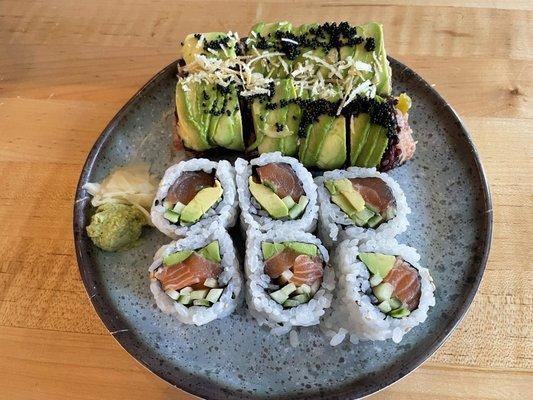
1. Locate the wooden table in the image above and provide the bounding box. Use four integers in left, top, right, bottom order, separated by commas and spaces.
1, 1, 531, 398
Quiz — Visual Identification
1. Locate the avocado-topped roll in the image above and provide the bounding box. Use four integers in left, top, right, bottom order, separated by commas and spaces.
235, 152, 318, 232
247, 78, 300, 156
245, 229, 334, 337
322, 238, 435, 344
347, 93, 415, 170
298, 87, 346, 170
149, 227, 242, 326
315, 167, 410, 245
151, 159, 237, 238
176, 32, 245, 151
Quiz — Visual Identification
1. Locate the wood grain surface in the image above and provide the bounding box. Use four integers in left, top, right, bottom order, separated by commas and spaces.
0, 1, 531, 399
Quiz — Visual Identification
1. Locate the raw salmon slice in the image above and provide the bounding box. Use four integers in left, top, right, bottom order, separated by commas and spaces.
349, 177, 396, 214
166, 171, 215, 205
264, 248, 299, 278
155, 252, 221, 291
383, 258, 421, 311
256, 163, 304, 202
290, 255, 323, 286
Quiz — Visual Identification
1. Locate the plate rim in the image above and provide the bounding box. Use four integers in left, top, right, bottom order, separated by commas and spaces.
73, 57, 493, 400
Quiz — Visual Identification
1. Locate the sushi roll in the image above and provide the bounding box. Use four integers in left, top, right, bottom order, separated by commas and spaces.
245, 229, 334, 336
235, 152, 318, 232
315, 166, 410, 245
149, 227, 242, 326
323, 238, 435, 345
151, 159, 238, 238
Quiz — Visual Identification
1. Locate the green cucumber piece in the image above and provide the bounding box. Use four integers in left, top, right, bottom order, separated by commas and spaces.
163, 200, 174, 210
369, 274, 383, 287
164, 210, 180, 223
289, 195, 308, 219
295, 284, 311, 295
367, 214, 383, 228
282, 299, 301, 308
163, 250, 193, 266
385, 206, 397, 220
390, 307, 410, 318
178, 294, 191, 305
280, 283, 297, 296
270, 289, 289, 304
190, 289, 209, 300
373, 282, 394, 302
291, 293, 310, 304
165, 289, 180, 300
377, 300, 392, 313
281, 195, 296, 209
180, 286, 193, 295
203, 278, 218, 288
206, 288, 224, 303
365, 203, 380, 214
172, 201, 186, 213
352, 207, 375, 225
193, 299, 211, 307
389, 297, 402, 309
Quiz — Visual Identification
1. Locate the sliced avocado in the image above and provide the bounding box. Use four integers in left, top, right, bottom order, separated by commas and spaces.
359, 252, 396, 278
270, 289, 289, 304
333, 179, 365, 211
355, 124, 387, 168
281, 195, 296, 209
261, 242, 286, 260
206, 288, 224, 303
163, 210, 180, 223
331, 193, 356, 217
198, 241, 221, 263
390, 307, 410, 318
350, 113, 371, 165
182, 32, 237, 64
324, 180, 338, 195
365, 125, 389, 168
193, 299, 211, 307
207, 84, 245, 151
284, 242, 318, 257
190, 290, 209, 300
180, 180, 223, 224
163, 250, 193, 266
316, 116, 347, 170
248, 79, 300, 156
247, 22, 293, 77
288, 195, 308, 219
248, 177, 289, 219
373, 282, 394, 302
294, 23, 339, 77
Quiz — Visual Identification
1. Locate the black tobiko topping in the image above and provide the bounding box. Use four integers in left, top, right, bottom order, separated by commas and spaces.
203, 35, 232, 51
364, 37, 376, 52
275, 122, 284, 132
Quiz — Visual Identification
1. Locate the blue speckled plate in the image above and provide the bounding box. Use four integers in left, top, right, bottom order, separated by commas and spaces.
73, 58, 492, 399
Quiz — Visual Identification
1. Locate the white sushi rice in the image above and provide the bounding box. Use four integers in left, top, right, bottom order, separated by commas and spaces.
315, 167, 410, 246
148, 227, 242, 326
235, 152, 318, 233
322, 238, 435, 344
151, 159, 238, 238
244, 228, 335, 335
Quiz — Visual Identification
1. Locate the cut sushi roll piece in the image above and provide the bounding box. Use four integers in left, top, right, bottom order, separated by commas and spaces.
247, 78, 300, 156
322, 238, 435, 344
149, 227, 242, 326
245, 229, 334, 336
235, 152, 318, 232
315, 166, 410, 245
347, 93, 416, 171
151, 159, 238, 238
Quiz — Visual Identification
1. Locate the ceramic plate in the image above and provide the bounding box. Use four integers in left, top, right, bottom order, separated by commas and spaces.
74, 58, 492, 399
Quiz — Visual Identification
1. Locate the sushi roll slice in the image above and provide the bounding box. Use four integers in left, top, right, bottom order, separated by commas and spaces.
315, 166, 410, 245
151, 159, 237, 238
149, 227, 242, 326
322, 238, 435, 345
235, 152, 318, 232
245, 229, 334, 336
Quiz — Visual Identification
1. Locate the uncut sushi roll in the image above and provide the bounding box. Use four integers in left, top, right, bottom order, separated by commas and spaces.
235, 152, 318, 232
149, 227, 242, 326
151, 159, 238, 238
322, 238, 435, 345
315, 167, 410, 246
245, 229, 335, 336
